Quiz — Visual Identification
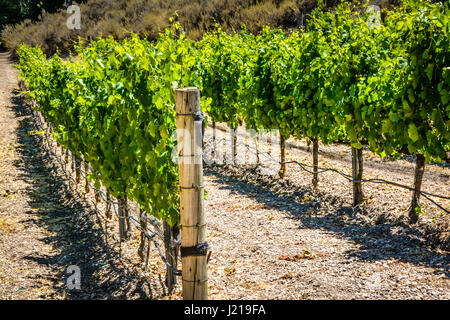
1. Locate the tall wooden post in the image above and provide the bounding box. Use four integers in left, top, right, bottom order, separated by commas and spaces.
268, 134, 272, 156
65, 148, 69, 164
231, 124, 237, 165
118, 196, 130, 241
105, 192, 112, 219
75, 156, 81, 184
255, 133, 260, 165
138, 208, 148, 261
175, 87, 208, 300
71, 151, 76, 171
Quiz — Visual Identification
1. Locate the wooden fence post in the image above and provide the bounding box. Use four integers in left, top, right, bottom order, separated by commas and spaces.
71, 151, 75, 171
105, 192, 112, 219
65, 148, 69, 164
268, 134, 272, 156
175, 87, 208, 300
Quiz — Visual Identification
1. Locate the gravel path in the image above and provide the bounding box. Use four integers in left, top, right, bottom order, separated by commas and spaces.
0, 51, 62, 299
0, 52, 448, 300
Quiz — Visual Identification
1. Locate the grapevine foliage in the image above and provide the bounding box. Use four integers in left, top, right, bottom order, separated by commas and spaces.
17, 24, 202, 225
17, 1, 449, 224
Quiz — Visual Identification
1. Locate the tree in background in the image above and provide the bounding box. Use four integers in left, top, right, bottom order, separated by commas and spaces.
0, 0, 76, 32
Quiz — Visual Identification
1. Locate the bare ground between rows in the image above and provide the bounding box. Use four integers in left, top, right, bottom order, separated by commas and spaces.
1, 93, 174, 299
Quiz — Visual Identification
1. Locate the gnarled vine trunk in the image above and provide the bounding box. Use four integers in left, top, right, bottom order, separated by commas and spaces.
231, 124, 237, 165
164, 221, 180, 293
352, 147, 364, 207
138, 208, 148, 261
409, 154, 426, 224
212, 121, 216, 160
118, 196, 130, 241
255, 133, 260, 165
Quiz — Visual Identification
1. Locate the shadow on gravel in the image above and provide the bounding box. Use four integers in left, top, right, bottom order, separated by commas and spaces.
205, 164, 449, 278
10, 92, 159, 299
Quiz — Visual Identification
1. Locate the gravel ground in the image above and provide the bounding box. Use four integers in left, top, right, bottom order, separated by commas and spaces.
0, 52, 448, 300
201, 163, 448, 299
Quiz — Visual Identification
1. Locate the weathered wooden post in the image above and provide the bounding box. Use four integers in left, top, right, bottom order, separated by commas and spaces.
105, 192, 112, 219
65, 148, 69, 164
175, 87, 208, 300
138, 208, 148, 261
71, 151, 76, 171
268, 134, 272, 156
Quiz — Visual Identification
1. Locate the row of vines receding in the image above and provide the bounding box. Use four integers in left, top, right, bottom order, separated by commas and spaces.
16, 0, 449, 227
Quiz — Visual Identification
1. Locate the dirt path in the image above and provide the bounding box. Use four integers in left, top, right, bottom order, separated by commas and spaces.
0, 51, 60, 299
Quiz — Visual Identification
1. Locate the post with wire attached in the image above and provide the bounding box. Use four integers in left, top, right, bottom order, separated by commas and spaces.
175, 87, 208, 300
